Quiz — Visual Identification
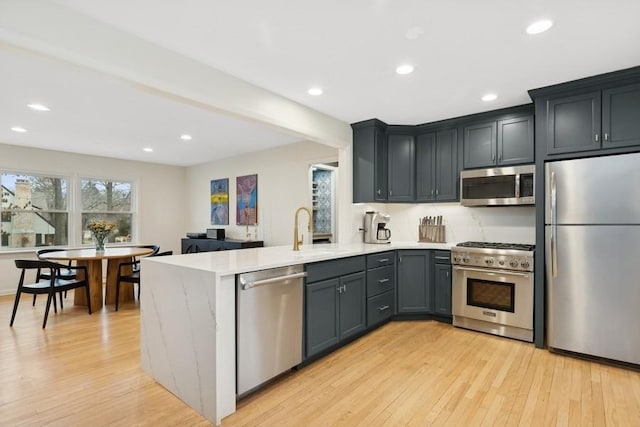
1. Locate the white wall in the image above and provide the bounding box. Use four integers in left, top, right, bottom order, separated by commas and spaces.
185, 141, 338, 246
0, 143, 186, 295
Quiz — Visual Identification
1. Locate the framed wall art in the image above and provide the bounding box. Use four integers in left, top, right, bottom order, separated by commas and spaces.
210, 178, 229, 225
236, 174, 257, 225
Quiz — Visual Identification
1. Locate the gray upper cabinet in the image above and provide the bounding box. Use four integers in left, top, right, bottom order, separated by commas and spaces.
352, 120, 387, 202
416, 128, 459, 202
602, 83, 640, 149
547, 92, 601, 154
529, 68, 640, 159
387, 132, 415, 202
497, 115, 535, 165
463, 113, 534, 169
463, 121, 497, 169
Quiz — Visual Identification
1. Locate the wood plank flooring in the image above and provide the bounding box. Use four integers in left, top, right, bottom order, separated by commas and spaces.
1, 292, 640, 426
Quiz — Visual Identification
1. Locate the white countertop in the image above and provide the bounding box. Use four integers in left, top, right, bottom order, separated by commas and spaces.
144, 241, 455, 277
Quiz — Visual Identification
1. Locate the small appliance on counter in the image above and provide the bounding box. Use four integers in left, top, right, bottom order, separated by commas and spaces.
362, 211, 391, 244
206, 228, 226, 240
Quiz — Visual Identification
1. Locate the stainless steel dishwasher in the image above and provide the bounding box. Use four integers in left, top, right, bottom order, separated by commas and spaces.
236, 264, 305, 396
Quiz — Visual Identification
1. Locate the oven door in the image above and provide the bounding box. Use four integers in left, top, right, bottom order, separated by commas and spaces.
452, 265, 533, 330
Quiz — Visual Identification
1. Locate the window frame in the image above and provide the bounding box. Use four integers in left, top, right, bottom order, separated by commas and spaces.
0, 169, 138, 252
78, 175, 138, 246
0, 169, 71, 251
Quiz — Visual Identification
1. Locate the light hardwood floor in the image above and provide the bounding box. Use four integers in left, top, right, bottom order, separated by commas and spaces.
2, 292, 640, 426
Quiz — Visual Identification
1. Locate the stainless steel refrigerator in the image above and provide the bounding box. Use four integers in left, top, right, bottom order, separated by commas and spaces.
545, 152, 640, 365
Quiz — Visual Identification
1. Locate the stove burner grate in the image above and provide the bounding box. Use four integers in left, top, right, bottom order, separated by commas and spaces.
456, 241, 534, 251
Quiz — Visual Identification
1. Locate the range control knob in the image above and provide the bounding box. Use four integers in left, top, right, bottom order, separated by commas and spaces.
498, 260, 505, 266
509, 260, 519, 268
485, 258, 494, 266
521, 261, 530, 269
453, 256, 461, 263
463, 257, 470, 263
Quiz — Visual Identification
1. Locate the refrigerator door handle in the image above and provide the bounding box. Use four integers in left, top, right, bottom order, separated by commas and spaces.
550, 171, 558, 277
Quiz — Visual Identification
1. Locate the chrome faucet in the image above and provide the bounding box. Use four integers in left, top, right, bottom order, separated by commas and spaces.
293, 207, 313, 251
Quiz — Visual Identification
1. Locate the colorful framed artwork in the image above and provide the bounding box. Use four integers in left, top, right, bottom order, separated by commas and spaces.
236, 174, 257, 225
210, 178, 229, 225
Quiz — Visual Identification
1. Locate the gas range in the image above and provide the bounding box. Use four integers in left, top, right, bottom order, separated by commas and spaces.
451, 241, 534, 272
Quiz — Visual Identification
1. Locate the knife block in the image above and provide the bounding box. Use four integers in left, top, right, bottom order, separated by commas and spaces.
418, 225, 446, 243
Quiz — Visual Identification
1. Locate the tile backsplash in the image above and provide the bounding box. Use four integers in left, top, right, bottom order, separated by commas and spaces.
351, 202, 535, 245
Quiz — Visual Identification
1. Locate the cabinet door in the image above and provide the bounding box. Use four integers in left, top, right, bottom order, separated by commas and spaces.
306, 278, 340, 357
434, 264, 452, 316
387, 133, 415, 201
463, 121, 497, 169
415, 132, 436, 201
602, 83, 640, 149
353, 124, 387, 202
497, 115, 534, 165
338, 272, 366, 340
374, 127, 388, 201
397, 251, 431, 313
435, 129, 459, 201
547, 91, 601, 154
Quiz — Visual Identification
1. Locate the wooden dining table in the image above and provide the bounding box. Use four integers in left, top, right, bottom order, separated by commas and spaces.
39, 247, 154, 310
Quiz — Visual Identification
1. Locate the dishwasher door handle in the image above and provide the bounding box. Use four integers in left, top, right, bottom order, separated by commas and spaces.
241, 272, 307, 290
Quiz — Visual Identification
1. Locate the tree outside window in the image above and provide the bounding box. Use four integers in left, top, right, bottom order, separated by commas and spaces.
80, 179, 133, 244
0, 173, 69, 248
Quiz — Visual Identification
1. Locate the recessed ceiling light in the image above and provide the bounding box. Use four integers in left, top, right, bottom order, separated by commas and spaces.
180, 134, 192, 141
526, 19, 553, 35
308, 87, 323, 96
481, 93, 498, 102
27, 103, 50, 112
396, 64, 414, 75
143, 147, 153, 152
11, 126, 27, 133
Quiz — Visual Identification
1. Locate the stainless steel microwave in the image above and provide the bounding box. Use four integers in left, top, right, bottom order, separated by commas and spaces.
460, 164, 535, 206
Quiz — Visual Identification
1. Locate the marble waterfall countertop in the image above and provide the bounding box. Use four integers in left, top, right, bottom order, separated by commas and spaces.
144, 241, 455, 276
140, 241, 455, 425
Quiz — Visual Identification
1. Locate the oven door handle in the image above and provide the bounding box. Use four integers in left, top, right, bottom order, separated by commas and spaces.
452, 265, 531, 278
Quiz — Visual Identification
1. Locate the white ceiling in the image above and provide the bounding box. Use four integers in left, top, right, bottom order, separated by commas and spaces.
2, 0, 640, 166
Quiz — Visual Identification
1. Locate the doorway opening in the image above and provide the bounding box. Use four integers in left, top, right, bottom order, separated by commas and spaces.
309, 162, 338, 244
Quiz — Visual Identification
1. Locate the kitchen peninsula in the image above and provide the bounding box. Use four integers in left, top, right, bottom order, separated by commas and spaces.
140, 242, 451, 425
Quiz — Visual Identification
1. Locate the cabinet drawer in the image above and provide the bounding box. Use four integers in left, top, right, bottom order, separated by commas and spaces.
366, 251, 395, 268
433, 250, 451, 264
306, 256, 366, 283
367, 290, 394, 327
366, 265, 395, 297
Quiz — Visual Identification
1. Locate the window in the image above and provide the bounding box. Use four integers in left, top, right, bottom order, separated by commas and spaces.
80, 179, 133, 244
1, 173, 69, 248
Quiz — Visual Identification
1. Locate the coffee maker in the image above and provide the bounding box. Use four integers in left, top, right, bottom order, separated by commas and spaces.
362, 211, 391, 244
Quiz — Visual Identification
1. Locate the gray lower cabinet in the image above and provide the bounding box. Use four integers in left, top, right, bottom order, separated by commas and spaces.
366, 252, 395, 327
396, 250, 431, 313
305, 256, 366, 358
433, 250, 452, 316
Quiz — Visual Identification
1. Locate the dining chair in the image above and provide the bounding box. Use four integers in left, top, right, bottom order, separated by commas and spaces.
11, 260, 92, 328
115, 250, 173, 311
35, 248, 77, 306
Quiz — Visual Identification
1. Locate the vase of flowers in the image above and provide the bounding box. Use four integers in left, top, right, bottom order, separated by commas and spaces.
87, 219, 116, 252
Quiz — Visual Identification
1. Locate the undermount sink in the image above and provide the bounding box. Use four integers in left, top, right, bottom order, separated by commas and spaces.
291, 249, 335, 259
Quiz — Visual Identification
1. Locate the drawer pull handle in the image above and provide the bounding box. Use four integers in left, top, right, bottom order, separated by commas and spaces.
378, 278, 389, 284
378, 258, 389, 263
378, 305, 390, 311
